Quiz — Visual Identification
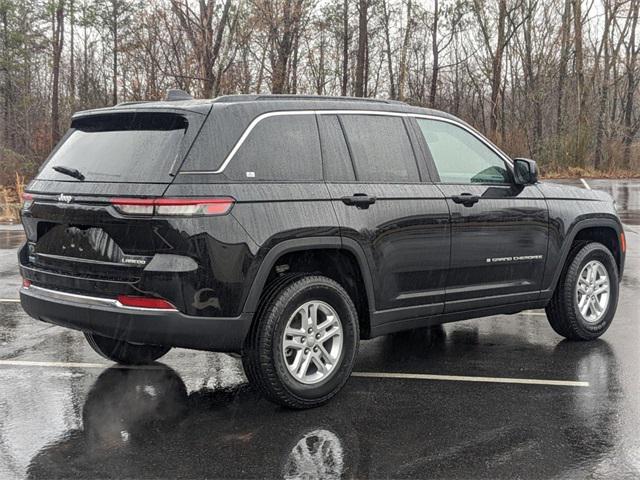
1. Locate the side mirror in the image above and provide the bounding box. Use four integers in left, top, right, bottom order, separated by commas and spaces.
513, 158, 538, 185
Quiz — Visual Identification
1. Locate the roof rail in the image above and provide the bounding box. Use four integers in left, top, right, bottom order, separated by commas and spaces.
165, 89, 193, 101
213, 94, 407, 105
256, 94, 406, 105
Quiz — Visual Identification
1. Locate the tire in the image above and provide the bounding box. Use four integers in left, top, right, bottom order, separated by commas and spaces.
546, 242, 619, 340
84, 332, 171, 365
242, 275, 359, 409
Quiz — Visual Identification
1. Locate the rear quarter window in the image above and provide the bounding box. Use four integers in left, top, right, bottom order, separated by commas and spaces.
219, 114, 322, 182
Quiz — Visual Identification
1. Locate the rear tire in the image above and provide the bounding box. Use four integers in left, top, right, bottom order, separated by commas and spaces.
242, 275, 359, 409
546, 242, 619, 341
85, 332, 171, 365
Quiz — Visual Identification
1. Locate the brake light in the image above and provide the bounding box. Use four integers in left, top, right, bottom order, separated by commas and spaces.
111, 197, 235, 216
116, 295, 176, 310
22, 279, 32, 288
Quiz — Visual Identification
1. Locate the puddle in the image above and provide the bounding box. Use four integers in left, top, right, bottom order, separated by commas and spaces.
0, 230, 25, 249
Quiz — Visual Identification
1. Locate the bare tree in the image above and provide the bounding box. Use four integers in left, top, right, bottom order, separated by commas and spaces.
354, 0, 368, 97
51, 0, 65, 145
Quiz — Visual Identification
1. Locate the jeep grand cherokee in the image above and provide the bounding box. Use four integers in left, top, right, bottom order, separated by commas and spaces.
19, 92, 625, 408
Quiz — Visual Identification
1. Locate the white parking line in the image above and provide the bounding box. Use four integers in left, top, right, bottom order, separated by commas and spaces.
0, 360, 588, 387
351, 371, 589, 387
0, 299, 19, 303
580, 178, 592, 190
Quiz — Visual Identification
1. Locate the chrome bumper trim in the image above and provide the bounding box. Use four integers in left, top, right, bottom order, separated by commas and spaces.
21, 285, 176, 312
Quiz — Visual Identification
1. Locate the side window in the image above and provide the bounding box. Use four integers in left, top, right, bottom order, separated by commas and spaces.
223, 114, 322, 181
317, 115, 355, 181
416, 118, 510, 184
339, 114, 419, 182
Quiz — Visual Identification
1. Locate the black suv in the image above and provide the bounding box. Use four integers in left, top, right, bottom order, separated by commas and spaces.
19, 93, 625, 408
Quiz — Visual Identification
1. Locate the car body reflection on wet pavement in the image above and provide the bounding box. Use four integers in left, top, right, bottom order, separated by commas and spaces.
23, 336, 625, 479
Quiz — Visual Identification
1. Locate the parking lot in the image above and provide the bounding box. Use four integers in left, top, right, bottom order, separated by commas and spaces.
1, 179, 639, 479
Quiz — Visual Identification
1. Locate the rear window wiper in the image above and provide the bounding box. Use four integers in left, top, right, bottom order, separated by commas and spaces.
52, 165, 85, 181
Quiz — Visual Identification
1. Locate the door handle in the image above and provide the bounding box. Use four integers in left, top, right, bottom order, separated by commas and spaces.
451, 193, 480, 207
341, 193, 377, 209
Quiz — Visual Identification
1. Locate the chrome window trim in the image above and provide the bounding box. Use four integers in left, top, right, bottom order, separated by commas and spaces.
178, 109, 512, 175
22, 284, 177, 312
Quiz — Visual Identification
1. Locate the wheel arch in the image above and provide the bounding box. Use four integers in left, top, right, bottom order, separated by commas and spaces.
242, 237, 376, 318
545, 217, 624, 297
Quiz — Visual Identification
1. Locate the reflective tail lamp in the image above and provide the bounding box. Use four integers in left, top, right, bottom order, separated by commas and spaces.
111, 197, 235, 216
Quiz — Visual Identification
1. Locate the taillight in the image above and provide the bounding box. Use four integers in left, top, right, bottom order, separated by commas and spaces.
116, 295, 177, 310
22, 193, 33, 209
111, 197, 235, 216
621, 232, 626, 254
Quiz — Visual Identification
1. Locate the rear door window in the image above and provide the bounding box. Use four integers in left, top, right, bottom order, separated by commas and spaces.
339, 114, 419, 182
221, 114, 322, 181
39, 112, 190, 183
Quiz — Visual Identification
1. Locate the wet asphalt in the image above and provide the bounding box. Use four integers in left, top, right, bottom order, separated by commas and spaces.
1, 179, 639, 479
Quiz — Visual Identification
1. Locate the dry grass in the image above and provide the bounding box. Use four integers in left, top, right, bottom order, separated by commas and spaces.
540, 166, 640, 179
14, 172, 25, 199
0, 174, 26, 223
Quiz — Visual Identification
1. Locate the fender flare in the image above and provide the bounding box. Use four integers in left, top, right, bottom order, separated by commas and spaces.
241, 236, 376, 314
543, 217, 624, 297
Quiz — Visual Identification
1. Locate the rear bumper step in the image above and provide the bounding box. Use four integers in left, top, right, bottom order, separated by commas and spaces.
20, 285, 252, 353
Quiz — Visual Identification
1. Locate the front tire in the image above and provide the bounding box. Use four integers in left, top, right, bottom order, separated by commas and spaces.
546, 242, 619, 340
242, 275, 359, 409
85, 332, 171, 365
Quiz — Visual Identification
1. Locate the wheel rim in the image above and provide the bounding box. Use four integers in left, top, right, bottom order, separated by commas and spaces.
282, 300, 344, 385
575, 260, 610, 323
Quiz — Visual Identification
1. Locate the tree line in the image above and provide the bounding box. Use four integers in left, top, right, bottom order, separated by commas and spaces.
1, 0, 639, 186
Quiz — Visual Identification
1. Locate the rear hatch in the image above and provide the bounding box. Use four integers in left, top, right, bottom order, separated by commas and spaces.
21, 108, 208, 282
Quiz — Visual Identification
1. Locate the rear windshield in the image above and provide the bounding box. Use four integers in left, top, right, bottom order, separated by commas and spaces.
39, 112, 189, 183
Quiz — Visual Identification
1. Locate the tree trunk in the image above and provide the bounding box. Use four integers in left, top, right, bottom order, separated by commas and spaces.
111, 0, 118, 105
489, 0, 507, 141
381, 0, 395, 99
572, 0, 585, 165
271, 0, 303, 94
69, 0, 75, 110
397, 0, 411, 101
594, 2, 612, 170
429, 0, 439, 107
51, 1, 65, 146
341, 0, 348, 96
354, 0, 367, 97
1, 7, 11, 146
556, 0, 571, 134
623, 0, 639, 168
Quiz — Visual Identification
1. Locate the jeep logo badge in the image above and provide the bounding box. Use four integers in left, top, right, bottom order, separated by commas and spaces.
57, 193, 73, 203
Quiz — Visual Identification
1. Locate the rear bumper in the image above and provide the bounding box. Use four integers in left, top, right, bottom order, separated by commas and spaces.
20, 285, 252, 353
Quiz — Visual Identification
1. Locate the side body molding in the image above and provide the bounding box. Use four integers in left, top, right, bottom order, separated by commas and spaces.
241, 236, 376, 314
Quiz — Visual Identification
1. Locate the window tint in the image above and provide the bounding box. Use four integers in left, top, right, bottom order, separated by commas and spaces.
318, 115, 355, 181
339, 115, 419, 182
222, 114, 322, 181
40, 112, 188, 183
416, 119, 510, 184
